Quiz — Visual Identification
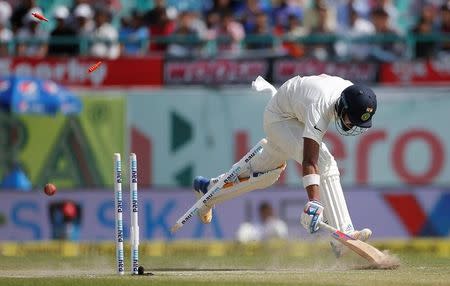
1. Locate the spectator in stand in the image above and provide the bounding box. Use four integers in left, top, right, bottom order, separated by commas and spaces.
189, 11, 208, 40
48, 6, 78, 56
308, 2, 336, 60
167, 11, 200, 57
207, 0, 235, 16
70, 0, 90, 14
373, 0, 400, 32
16, 8, 48, 58
246, 12, 273, 50
440, 3, 450, 54
419, 2, 440, 32
272, 0, 304, 32
147, 1, 176, 53
119, 10, 149, 56
303, 0, 337, 32
412, 16, 436, 59
144, 0, 168, 26
369, 7, 404, 62
204, 10, 221, 40
277, 13, 308, 58
90, 6, 120, 59
97, 0, 122, 14
237, 0, 267, 33
10, 0, 37, 33
236, 202, 288, 243
0, 1, 12, 56
335, 7, 375, 61
73, 4, 95, 37
217, 11, 245, 54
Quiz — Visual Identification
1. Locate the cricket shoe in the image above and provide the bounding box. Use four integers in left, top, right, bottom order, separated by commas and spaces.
193, 176, 213, 224
330, 228, 372, 258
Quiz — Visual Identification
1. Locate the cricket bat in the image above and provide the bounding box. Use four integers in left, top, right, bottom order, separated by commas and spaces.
319, 221, 399, 269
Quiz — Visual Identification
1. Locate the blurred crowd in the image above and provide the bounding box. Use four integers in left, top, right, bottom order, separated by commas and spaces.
0, 0, 449, 61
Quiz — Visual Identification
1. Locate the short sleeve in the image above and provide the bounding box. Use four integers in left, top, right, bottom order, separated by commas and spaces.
302, 104, 329, 144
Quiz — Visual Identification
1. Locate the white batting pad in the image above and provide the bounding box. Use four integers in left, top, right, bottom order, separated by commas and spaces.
208, 164, 286, 206
320, 175, 354, 233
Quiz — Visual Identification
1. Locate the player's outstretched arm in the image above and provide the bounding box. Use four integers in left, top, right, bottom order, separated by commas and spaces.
300, 138, 324, 233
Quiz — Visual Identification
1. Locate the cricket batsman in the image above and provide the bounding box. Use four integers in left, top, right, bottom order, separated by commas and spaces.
193, 74, 377, 256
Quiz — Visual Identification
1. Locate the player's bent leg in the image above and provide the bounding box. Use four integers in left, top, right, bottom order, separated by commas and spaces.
192, 139, 287, 224
209, 163, 286, 205
193, 176, 213, 224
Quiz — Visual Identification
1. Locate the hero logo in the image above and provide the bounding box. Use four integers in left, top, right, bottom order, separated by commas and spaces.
245, 145, 263, 163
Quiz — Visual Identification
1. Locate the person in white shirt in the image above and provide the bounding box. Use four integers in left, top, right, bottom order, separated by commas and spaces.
0, 1, 12, 56
16, 7, 48, 58
236, 202, 288, 243
90, 6, 119, 59
73, 4, 95, 38
193, 74, 377, 257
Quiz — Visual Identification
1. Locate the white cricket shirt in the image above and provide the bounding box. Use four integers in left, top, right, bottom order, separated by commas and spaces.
265, 74, 353, 144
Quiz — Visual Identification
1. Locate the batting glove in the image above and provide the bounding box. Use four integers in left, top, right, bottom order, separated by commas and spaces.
300, 200, 324, 233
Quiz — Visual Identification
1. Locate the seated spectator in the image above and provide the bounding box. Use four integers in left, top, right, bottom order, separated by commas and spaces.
11, 0, 37, 33
246, 12, 273, 50
204, 10, 221, 40
308, 2, 336, 60
237, 0, 266, 33
413, 16, 435, 59
148, 6, 176, 53
0, 1, 12, 57
440, 3, 450, 54
73, 4, 95, 37
16, 8, 48, 58
90, 7, 120, 59
119, 10, 148, 56
271, 0, 303, 32
374, 0, 400, 32
236, 202, 288, 243
369, 7, 404, 62
278, 14, 308, 58
144, 0, 167, 26
48, 6, 78, 56
206, 0, 235, 17
336, 7, 375, 61
167, 11, 200, 57
216, 11, 245, 54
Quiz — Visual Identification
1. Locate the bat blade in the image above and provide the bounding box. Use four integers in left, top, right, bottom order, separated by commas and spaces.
320, 222, 399, 269
332, 230, 385, 264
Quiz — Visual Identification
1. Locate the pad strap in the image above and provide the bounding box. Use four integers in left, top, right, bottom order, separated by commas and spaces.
303, 174, 320, 188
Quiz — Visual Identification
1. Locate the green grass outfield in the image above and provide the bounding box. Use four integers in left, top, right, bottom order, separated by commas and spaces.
0, 241, 449, 286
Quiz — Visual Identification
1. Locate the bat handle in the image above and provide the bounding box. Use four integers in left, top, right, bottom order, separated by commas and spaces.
318, 221, 338, 233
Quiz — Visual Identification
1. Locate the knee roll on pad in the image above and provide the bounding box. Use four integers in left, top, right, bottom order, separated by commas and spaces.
318, 143, 340, 177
